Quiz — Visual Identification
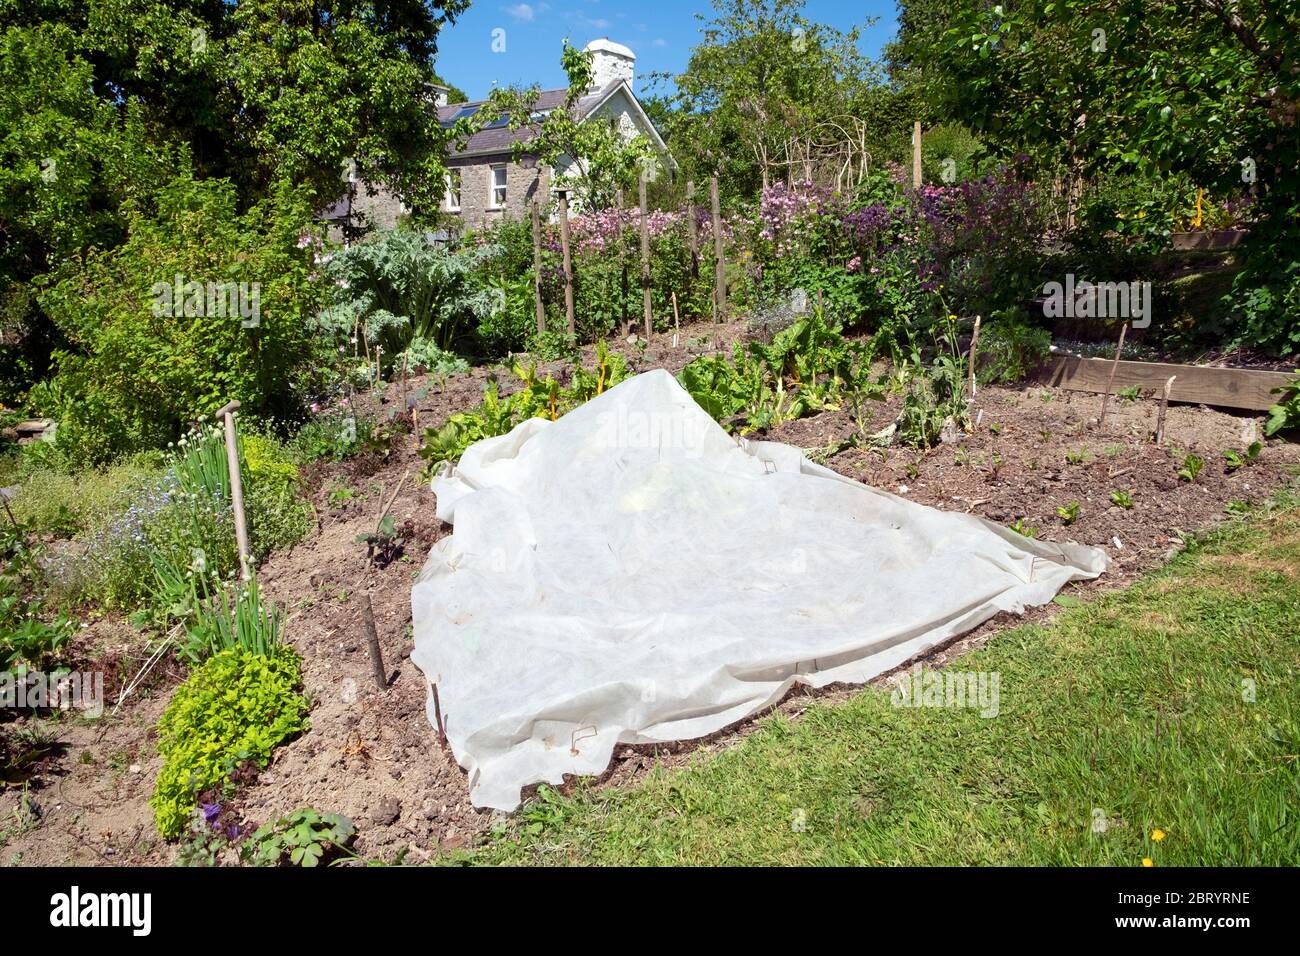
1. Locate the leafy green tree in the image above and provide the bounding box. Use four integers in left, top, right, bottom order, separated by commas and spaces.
656, 0, 882, 200
1, 0, 473, 403
36, 176, 324, 465
893, 0, 1299, 351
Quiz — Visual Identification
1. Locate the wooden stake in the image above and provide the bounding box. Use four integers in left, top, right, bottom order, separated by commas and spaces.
530, 199, 546, 336
686, 180, 698, 280
639, 170, 652, 338
361, 592, 387, 691
558, 191, 575, 335
401, 353, 409, 412
616, 187, 629, 337
1098, 322, 1129, 426
430, 682, 447, 744
967, 314, 982, 400
912, 121, 922, 189
213, 400, 251, 581
671, 291, 680, 347
374, 469, 410, 534
1155, 375, 1177, 445
710, 175, 725, 327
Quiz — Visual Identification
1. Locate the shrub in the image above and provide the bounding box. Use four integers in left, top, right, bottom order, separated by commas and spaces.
398, 337, 470, 378
6, 451, 162, 538
977, 314, 1052, 386
37, 176, 322, 467
48, 424, 308, 614
151, 646, 309, 839
285, 404, 364, 465
1226, 230, 1300, 357
1264, 372, 1300, 437
316, 228, 501, 362
1, 519, 73, 676
242, 432, 312, 559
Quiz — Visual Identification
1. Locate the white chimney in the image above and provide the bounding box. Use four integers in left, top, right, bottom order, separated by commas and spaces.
584, 39, 635, 92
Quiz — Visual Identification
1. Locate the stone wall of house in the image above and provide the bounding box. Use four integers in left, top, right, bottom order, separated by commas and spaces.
446, 155, 549, 230
352, 183, 408, 232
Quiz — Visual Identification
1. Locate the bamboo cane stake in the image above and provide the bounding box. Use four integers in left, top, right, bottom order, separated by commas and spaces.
213, 400, 251, 581
1098, 322, 1129, 426
1155, 375, 1177, 445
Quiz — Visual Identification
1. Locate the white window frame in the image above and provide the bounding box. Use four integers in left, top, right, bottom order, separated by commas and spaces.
489, 164, 507, 209
445, 169, 461, 212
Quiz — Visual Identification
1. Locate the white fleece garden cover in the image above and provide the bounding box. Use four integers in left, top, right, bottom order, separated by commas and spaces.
412, 369, 1107, 810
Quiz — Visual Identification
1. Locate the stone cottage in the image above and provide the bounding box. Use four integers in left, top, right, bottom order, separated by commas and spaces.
325, 39, 674, 239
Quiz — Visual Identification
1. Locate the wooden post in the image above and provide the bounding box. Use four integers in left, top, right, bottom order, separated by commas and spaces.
431, 682, 447, 744
616, 187, 629, 337
639, 170, 652, 338
710, 175, 725, 326
213, 400, 251, 581
558, 190, 575, 335
530, 199, 546, 336
361, 592, 387, 691
1098, 322, 1129, 426
686, 180, 699, 279
1155, 375, 1177, 445
401, 352, 409, 412
671, 291, 680, 347
912, 121, 922, 189
967, 315, 982, 400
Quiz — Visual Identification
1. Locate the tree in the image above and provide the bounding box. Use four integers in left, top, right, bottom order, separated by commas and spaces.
0, 0, 472, 403
658, 0, 883, 199
894, 0, 1299, 351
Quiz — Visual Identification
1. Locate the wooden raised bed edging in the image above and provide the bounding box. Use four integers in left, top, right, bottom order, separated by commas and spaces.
1036, 354, 1293, 412
1169, 228, 1248, 251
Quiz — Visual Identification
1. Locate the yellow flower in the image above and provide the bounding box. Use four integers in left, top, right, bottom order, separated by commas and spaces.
1142, 858, 1154, 867
1151, 828, 1166, 842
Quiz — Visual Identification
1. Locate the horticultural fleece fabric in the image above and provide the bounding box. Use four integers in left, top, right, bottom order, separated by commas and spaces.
411, 369, 1108, 810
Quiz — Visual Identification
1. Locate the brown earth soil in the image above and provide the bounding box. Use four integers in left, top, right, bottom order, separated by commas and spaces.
3, 323, 1297, 865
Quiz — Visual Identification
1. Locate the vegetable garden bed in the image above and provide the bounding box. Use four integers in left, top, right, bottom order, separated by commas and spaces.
2, 323, 1297, 865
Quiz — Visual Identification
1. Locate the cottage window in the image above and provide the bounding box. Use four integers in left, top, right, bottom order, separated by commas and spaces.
489, 164, 507, 208
446, 170, 461, 211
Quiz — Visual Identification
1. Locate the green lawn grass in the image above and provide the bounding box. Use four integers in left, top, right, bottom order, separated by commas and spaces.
469, 497, 1300, 866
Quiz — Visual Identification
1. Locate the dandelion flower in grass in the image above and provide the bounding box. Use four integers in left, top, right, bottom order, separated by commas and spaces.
1151, 828, 1166, 842
1142, 858, 1154, 867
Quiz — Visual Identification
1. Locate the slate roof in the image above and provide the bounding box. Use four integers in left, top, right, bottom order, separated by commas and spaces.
438, 83, 622, 158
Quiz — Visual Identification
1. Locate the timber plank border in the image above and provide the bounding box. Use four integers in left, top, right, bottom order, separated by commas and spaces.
1036, 354, 1294, 412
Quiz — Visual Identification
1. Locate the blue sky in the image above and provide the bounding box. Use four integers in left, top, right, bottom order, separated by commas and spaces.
434, 0, 901, 101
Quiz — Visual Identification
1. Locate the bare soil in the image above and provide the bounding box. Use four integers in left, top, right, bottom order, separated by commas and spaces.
4, 323, 1297, 866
